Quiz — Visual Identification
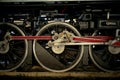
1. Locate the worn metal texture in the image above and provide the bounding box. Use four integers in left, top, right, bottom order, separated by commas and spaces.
0, 0, 115, 2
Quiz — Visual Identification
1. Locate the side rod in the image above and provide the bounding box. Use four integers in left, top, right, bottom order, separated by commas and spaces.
10, 35, 120, 46
11, 36, 113, 41
11, 36, 52, 40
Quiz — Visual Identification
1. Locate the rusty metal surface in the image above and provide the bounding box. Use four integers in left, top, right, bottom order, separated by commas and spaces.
0, 65, 120, 78
0, 72, 120, 78
0, 0, 112, 2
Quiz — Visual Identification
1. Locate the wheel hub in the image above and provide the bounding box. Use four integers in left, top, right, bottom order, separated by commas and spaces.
50, 30, 74, 54
0, 41, 9, 54
108, 46, 120, 54
108, 40, 120, 55
52, 45, 65, 54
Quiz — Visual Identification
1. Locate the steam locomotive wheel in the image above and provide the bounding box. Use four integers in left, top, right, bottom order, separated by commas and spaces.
33, 22, 84, 72
0, 23, 28, 72
89, 29, 120, 72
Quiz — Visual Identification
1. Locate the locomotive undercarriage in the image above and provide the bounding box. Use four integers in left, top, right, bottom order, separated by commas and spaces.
0, 1, 120, 72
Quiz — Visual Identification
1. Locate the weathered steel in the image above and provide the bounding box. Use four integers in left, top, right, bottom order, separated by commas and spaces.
0, 72, 120, 78
0, 0, 112, 2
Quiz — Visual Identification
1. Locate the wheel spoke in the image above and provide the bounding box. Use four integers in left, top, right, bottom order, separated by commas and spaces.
9, 51, 21, 61
89, 29, 120, 72
4, 55, 8, 69
0, 23, 28, 72
33, 22, 84, 72
11, 47, 25, 56
11, 41, 24, 45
